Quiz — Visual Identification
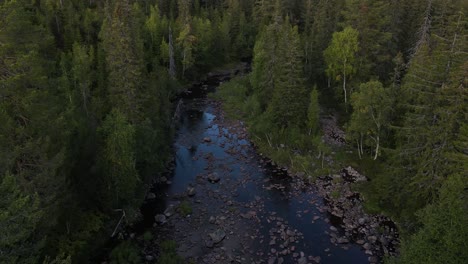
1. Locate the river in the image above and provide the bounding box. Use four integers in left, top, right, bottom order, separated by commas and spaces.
140, 72, 371, 264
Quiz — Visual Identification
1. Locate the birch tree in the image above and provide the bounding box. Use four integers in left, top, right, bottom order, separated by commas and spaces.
347, 80, 391, 160
324, 26, 359, 106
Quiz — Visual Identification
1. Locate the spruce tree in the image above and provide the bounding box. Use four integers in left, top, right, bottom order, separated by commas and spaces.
100, 0, 145, 123
268, 21, 308, 128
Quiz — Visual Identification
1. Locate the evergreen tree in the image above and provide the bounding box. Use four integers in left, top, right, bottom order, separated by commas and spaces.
396, 174, 468, 264
250, 16, 283, 110
307, 0, 344, 83
268, 21, 308, 128
71, 43, 94, 115
341, 0, 393, 80
376, 0, 467, 226
98, 109, 139, 208
0, 173, 43, 264
100, 0, 145, 123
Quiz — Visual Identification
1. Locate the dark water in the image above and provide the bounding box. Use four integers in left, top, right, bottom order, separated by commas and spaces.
141, 77, 370, 263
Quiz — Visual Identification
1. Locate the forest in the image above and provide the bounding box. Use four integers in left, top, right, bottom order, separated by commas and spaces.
0, 0, 466, 263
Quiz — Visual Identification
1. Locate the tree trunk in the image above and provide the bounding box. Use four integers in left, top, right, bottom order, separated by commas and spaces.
360, 133, 364, 155
343, 60, 347, 105
357, 139, 362, 159
373, 135, 380, 160
169, 27, 176, 78
82, 86, 88, 115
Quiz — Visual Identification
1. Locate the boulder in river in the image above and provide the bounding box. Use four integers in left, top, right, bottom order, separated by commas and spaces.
155, 214, 167, 225
187, 187, 196, 197
208, 173, 221, 183
146, 192, 156, 199
298, 257, 307, 264
209, 229, 226, 244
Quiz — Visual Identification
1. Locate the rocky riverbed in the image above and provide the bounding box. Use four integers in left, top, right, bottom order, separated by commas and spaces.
125, 72, 399, 264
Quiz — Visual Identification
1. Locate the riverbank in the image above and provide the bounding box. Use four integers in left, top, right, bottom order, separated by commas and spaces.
210, 77, 401, 263
103, 70, 397, 264
212, 99, 400, 263
137, 69, 379, 263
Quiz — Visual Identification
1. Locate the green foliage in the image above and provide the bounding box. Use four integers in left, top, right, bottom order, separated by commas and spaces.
110, 241, 141, 264
54, 211, 105, 261
267, 23, 308, 128
305, 0, 344, 82
1, 0, 466, 262
158, 240, 183, 264
307, 87, 320, 136
213, 76, 252, 118
324, 26, 359, 105
395, 174, 468, 264
42, 254, 72, 264
178, 201, 193, 216
347, 80, 391, 160
101, 0, 145, 123
142, 231, 153, 242
341, 0, 393, 79
0, 173, 43, 264
98, 109, 139, 208
250, 20, 281, 110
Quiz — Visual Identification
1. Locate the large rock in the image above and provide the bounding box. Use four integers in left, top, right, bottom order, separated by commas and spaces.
203, 137, 212, 143
187, 187, 196, 197
209, 229, 226, 244
155, 214, 167, 225
164, 205, 176, 217
208, 173, 221, 183
298, 257, 307, 264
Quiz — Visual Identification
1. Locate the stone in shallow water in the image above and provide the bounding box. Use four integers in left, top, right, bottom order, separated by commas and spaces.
298, 256, 307, 264
146, 192, 156, 199
187, 187, 196, 197
208, 173, 221, 183
154, 214, 166, 225
209, 229, 226, 244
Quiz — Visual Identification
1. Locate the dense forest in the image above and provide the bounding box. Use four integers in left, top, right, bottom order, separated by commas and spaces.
0, 0, 466, 263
